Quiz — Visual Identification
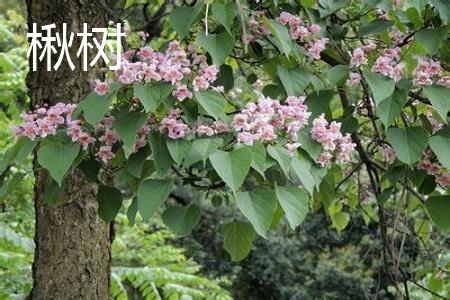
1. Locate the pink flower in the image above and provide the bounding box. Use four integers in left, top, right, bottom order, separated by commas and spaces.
285, 142, 301, 154
308, 24, 321, 34
94, 80, 110, 95
212, 121, 229, 134
437, 173, 450, 187
308, 38, 328, 60
172, 85, 193, 101
237, 132, 256, 145
196, 125, 215, 136
77, 132, 95, 150
134, 137, 147, 151
350, 48, 368, 67
242, 33, 254, 45
337, 134, 355, 163
159, 110, 190, 139
36, 118, 56, 137
99, 129, 118, 145
137, 47, 154, 60
67, 121, 83, 142
97, 146, 115, 163
316, 152, 333, 166
346, 72, 361, 86
192, 75, 210, 91
437, 76, 450, 87
20, 121, 39, 140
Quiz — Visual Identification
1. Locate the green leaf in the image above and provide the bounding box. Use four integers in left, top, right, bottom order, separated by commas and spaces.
162, 205, 201, 236
235, 188, 278, 237
386, 127, 429, 165
291, 156, 316, 195
222, 221, 255, 262
318, 0, 346, 18
297, 131, 322, 160
429, 128, 450, 169
149, 131, 174, 176
266, 20, 292, 57
43, 178, 62, 205
134, 83, 173, 113
166, 139, 192, 165
209, 147, 252, 192
331, 211, 350, 232
415, 28, 445, 55
127, 197, 138, 226
363, 70, 395, 106
137, 178, 174, 220
267, 145, 292, 178
184, 138, 222, 167
124, 0, 135, 9
277, 65, 312, 96
169, 2, 204, 39
326, 65, 349, 86
78, 158, 101, 182
432, 0, 450, 23
250, 142, 267, 178
37, 135, 80, 185
0, 137, 35, 173
80, 92, 115, 125
194, 91, 227, 120
211, 2, 236, 34
216, 64, 234, 92
97, 185, 123, 222
114, 111, 147, 155
275, 186, 309, 229
423, 85, 450, 123
378, 88, 408, 127
305, 90, 334, 119
127, 145, 151, 178
196, 31, 234, 66
425, 196, 450, 231
359, 20, 393, 36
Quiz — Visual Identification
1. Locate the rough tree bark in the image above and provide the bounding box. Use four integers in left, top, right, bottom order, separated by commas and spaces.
26, 1, 110, 299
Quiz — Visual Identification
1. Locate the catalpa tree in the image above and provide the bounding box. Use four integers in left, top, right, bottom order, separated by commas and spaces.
3, 0, 450, 297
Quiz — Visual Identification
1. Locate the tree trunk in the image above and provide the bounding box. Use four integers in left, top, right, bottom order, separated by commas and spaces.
26, 1, 110, 299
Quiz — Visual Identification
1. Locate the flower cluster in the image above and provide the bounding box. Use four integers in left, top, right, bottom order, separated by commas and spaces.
14, 103, 77, 141
276, 11, 326, 60
232, 96, 311, 153
371, 47, 404, 82
311, 114, 356, 166
245, 11, 326, 60
417, 150, 450, 188
159, 109, 191, 139
413, 57, 450, 87
350, 43, 376, 68
94, 41, 222, 102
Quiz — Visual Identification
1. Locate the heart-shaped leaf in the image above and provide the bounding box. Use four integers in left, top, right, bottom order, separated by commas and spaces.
196, 31, 235, 66
209, 147, 252, 192
137, 178, 173, 220
162, 205, 201, 236
98, 185, 123, 222
386, 127, 428, 165
235, 188, 278, 237
423, 85, 450, 123
222, 221, 255, 262
275, 186, 309, 229
134, 83, 173, 113
37, 135, 80, 185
